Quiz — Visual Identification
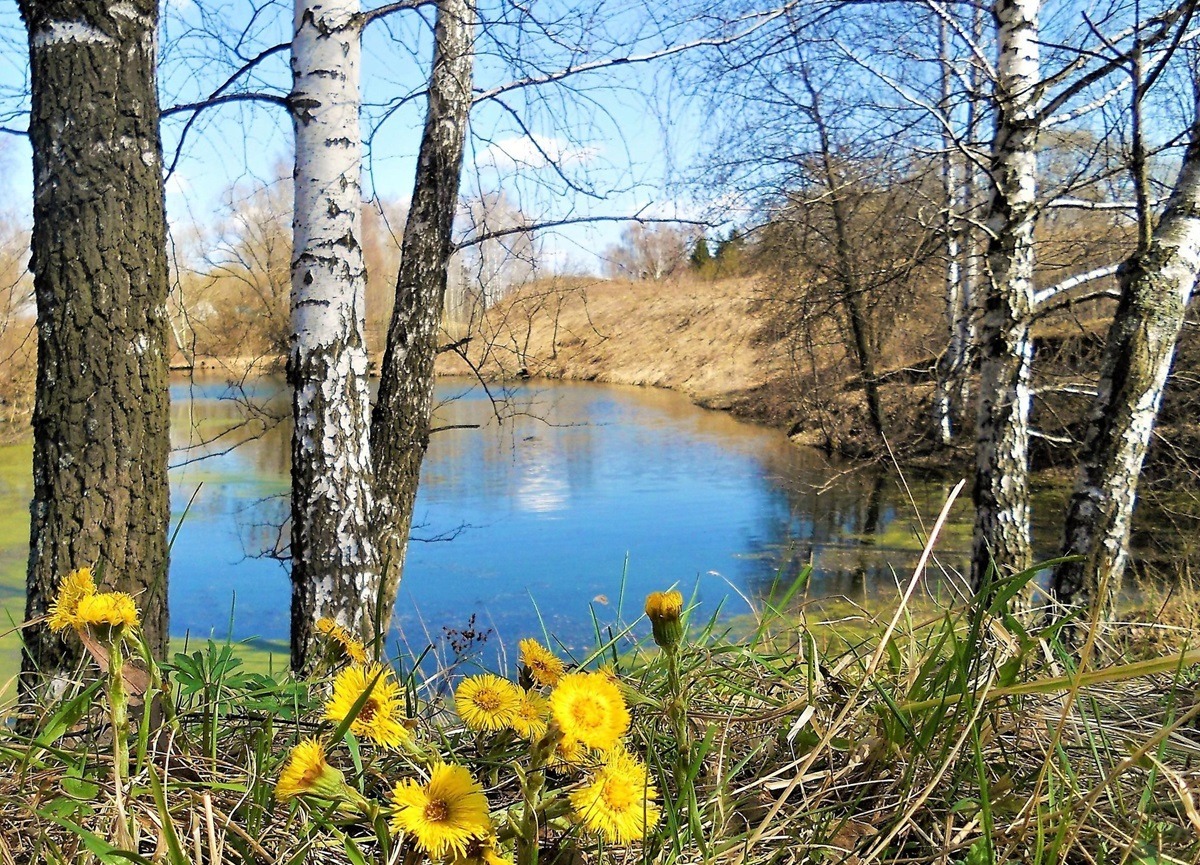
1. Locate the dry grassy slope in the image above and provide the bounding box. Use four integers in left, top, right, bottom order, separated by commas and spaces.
436, 276, 788, 409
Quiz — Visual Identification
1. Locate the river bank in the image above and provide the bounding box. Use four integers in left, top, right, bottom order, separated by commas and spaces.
433, 275, 819, 443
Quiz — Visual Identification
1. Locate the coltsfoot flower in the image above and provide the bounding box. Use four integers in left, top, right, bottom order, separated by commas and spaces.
570, 749, 661, 843
510, 691, 549, 740
324, 663, 411, 749
644, 590, 684, 648
454, 674, 522, 732
450, 835, 511, 865
518, 637, 565, 687
549, 671, 630, 752
316, 617, 368, 664
47, 567, 96, 633
549, 735, 596, 772
74, 591, 139, 632
275, 739, 352, 802
390, 763, 491, 858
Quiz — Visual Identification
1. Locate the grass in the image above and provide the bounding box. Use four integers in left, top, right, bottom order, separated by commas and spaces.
2, 528, 1199, 865
0, 442, 32, 700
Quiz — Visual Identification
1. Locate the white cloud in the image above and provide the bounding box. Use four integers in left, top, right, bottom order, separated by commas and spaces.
476, 135, 600, 172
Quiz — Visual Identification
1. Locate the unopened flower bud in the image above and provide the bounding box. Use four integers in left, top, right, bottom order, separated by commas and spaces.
644, 590, 684, 649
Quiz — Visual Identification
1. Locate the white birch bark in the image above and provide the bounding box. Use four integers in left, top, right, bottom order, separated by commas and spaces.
1053, 89, 1200, 619
970, 0, 1039, 593
288, 0, 379, 668
935, 16, 966, 445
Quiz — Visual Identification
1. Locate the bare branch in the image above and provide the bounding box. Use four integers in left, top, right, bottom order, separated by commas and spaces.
473, 2, 800, 105
1033, 264, 1121, 308
453, 214, 707, 251
1037, 1, 1197, 125
361, 0, 436, 27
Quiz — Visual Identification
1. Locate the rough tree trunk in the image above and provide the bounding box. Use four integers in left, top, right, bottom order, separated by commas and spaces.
370, 0, 475, 631
288, 0, 380, 669
20, 0, 171, 690
1052, 88, 1200, 619
971, 0, 1039, 593
803, 68, 886, 443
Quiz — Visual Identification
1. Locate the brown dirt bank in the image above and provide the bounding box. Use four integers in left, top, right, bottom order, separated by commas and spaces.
433, 275, 807, 432
431, 275, 960, 464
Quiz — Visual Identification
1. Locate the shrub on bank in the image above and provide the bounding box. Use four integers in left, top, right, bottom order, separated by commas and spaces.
2, 567, 1200, 865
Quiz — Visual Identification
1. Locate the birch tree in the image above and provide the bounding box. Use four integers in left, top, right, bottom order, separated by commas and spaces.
969, 0, 1040, 592
287, 0, 382, 662
1053, 70, 1200, 620
18, 0, 171, 685
370, 0, 476, 650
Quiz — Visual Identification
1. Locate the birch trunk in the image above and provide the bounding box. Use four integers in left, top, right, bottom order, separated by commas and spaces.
934, 17, 966, 445
971, 0, 1039, 592
288, 0, 380, 669
20, 0, 172, 689
370, 0, 475, 629
1052, 88, 1200, 618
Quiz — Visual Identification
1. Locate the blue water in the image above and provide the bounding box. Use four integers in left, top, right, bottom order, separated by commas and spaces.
165, 376, 973, 664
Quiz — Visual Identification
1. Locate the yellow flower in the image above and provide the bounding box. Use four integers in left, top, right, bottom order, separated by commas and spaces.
549, 736, 596, 771
549, 672, 630, 752
390, 763, 491, 858
275, 739, 349, 802
644, 590, 684, 648
518, 638, 565, 687
74, 592, 139, 631
510, 691, 549, 740
454, 674, 522, 732
324, 663, 411, 749
450, 835, 511, 865
48, 567, 96, 633
644, 591, 683, 622
316, 617, 368, 664
570, 750, 661, 843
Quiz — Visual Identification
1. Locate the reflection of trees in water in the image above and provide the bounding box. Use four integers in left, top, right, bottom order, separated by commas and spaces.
738, 465, 968, 608
166, 376, 978, 640
169, 375, 291, 478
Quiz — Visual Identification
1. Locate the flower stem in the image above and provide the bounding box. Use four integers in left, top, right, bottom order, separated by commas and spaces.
107, 635, 133, 848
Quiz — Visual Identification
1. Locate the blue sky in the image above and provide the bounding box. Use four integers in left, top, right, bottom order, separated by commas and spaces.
0, 0, 734, 274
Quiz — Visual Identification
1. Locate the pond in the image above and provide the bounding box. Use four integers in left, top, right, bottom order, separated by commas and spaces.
2, 374, 1056, 685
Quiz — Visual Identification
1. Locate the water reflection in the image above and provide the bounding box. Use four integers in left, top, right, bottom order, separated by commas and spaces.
165, 376, 977, 659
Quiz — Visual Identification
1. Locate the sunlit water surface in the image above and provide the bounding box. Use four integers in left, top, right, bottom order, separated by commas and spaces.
162, 376, 985, 663
0, 376, 1027, 685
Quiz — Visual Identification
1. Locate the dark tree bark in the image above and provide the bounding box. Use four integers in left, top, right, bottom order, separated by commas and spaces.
370, 0, 475, 629
1052, 83, 1200, 620
19, 0, 171, 687
802, 65, 886, 443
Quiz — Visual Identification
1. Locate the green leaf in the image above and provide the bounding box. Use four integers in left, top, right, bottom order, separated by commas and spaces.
342, 834, 370, 865
37, 812, 155, 865
24, 680, 103, 764
148, 763, 192, 865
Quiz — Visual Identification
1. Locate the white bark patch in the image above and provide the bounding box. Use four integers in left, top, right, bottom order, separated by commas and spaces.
290, 0, 381, 642
33, 20, 115, 48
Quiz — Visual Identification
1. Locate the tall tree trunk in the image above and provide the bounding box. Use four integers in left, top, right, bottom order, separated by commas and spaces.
958, 7, 985, 415
1052, 84, 1200, 619
20, 0, 171, 691
370, 0, 475, 631
289, 0, 380, 669
802, 66, 886, 443
971, 0, 1040, 593
935, 16, 965, 445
